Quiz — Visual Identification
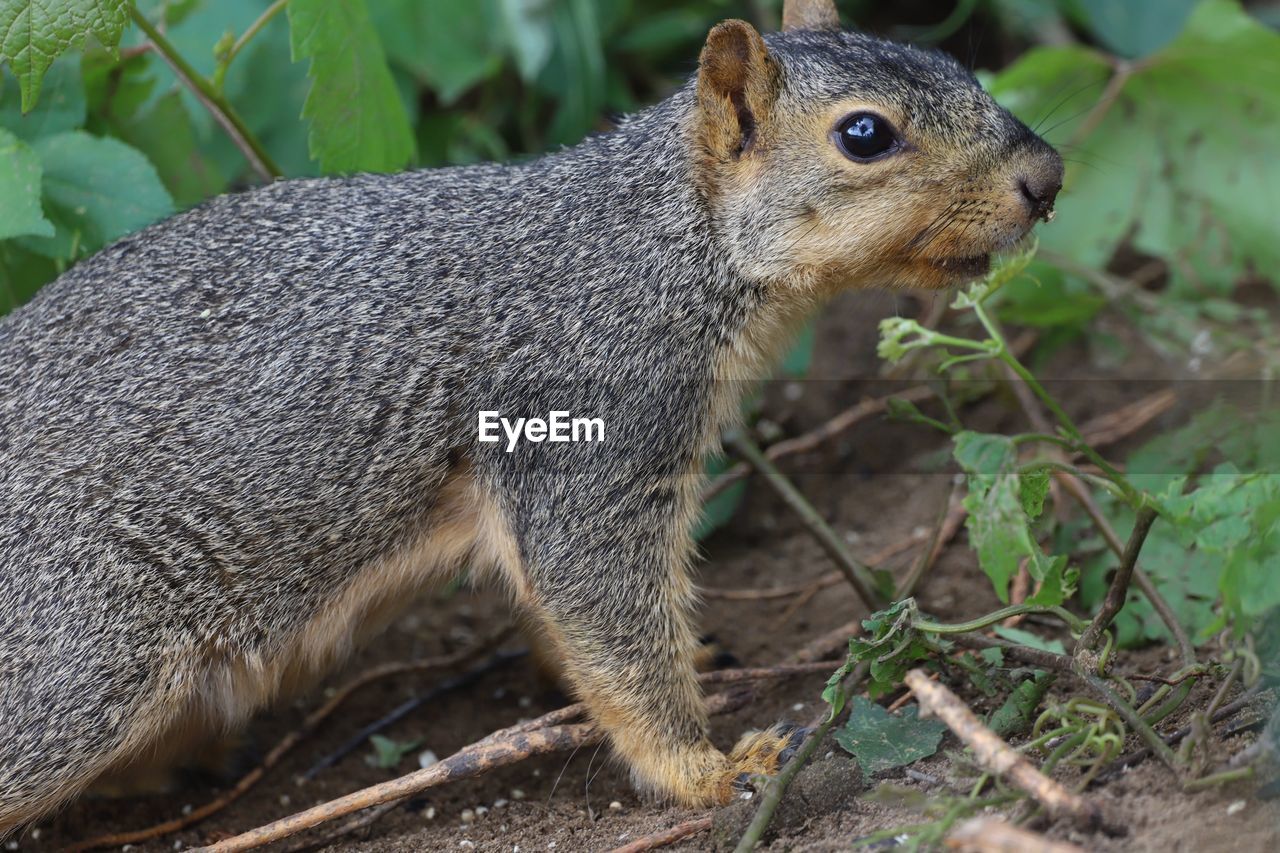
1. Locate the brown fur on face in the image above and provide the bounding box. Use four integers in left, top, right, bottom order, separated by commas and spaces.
694, 22, 1062, 294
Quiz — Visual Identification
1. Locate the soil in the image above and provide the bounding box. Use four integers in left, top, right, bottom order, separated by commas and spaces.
19, 290, 1280, 853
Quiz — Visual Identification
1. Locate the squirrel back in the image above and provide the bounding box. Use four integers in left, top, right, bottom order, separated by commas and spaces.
0, 0, 1061, 831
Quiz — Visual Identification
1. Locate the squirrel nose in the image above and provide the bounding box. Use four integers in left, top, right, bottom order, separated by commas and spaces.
1017, 167, 1062, 223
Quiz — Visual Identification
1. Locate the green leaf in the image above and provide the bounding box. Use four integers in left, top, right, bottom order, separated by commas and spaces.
111, 90, 225, 208
1025, 556, 1077, 608
1071, 0, 1199, 57
1019, 469, 1051, 520
988, 671, 1054, 739
0, 238, 56, 315
0, 126, 53, 239
834, 697, 946, 774
371, 0, 502, 105
0, 0, 127, 111
953, 432, 1015, 477
288, 0, 414, 174
991, 0, 1280, 298
993, 625, 1066, 655
0, 54, 84, 140
17, 130, 172, 260
365, 734, 423, 769
499, 0, 554, 81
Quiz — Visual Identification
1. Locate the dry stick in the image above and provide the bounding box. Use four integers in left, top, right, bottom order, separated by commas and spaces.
703, 385, 936, 501
70, 632, 513, 852
724, 431, 884, 610
193, 663, 826, 852
945, 816, 1087, 853
903, 669, 1102, 829
609, 816, 714, 853
702, 531, 925, 600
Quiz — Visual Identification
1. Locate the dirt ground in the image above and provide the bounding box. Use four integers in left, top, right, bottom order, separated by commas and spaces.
20, 290, 1280, 852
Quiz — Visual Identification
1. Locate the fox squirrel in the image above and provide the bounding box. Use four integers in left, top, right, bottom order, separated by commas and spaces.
0, 0, 1061, 833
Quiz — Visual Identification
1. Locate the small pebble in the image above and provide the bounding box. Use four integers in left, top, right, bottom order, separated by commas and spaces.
493, 798, 509, 809
1228, 800, 1246, 816
476, 806, 489, 816
783, 382, 804, 401
792, 702, 805, 712
608, 801, 622, 811
518, 696, 533, 709
419, 749, 439, 769
6, 841, 20, 851
278, 794, 290, 807
173, 841, 184, 850
512, 788, 526, 800
181, 804, 194, 816
460, 808, 476, 823
26, 834, 37, 843
739, 790, 754, 800
459, 841, 475, 849
618, 834, 629, 842
493, 687, 508, 700
425, 806, 437, 820
548, 843, 557, 850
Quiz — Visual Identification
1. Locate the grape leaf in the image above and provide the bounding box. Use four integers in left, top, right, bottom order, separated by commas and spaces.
834, 697, 946, 774
0, 53, 84, 140
288, 0, 414, 174
0, 126, 52, 239
990, 0, 1280, 297
17, 130, 171, 260
0, 0, 127, 112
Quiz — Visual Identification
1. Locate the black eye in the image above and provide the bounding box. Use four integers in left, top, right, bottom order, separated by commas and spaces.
834, 112, 899, 161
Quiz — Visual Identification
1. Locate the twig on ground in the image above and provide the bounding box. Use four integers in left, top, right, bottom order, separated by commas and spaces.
303, 649, 527, 780
724, 431, 884, 610
945, 816, 1087, 852
1096, 686, 1270, 783
609, 816, 714, 853
69, 631, 512, 852
702, 531, 925, 600
703, 385, 936, 501
904, 669, 1101, 829
192, 661, 824, 852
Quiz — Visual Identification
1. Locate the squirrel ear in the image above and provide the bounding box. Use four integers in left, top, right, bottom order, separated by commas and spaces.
696, 20, 778, 160
782, 0, 840, 31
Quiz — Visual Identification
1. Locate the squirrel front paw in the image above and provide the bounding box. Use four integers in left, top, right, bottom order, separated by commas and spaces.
722, 722, 813, 800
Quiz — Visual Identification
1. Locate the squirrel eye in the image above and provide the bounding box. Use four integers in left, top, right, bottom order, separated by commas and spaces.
834, 112, 899, 161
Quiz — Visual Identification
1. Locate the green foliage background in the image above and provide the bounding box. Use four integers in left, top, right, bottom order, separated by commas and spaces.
1, 0, 1278, 645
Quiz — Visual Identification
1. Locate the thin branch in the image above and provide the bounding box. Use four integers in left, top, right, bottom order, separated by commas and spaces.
904, 669, 1101, 829
1076, 505, 1158, 655
192, 661, 824, 852
128, 4, 282, 181
609, 816, 713, 853
947, 817, 1087, 853
70, 631, 512, 852
1061, 476, 1195, 667
724, 431, 884, 610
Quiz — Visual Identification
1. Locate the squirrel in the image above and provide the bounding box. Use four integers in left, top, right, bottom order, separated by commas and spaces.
0, 0, 1061, 833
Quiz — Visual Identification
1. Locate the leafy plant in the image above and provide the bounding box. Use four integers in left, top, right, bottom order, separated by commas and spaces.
834, 696, 946, 774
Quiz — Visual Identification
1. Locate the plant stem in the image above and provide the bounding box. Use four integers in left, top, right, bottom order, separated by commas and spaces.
726, 432, 884, 610
128, 3, 282, 181
971, 300, 1132, 498
1076, 505, 1158, 655
731, 663, 868, 853
915, 603, 1087, 636
214, 0, 290, 90
1183, 766, 1254, 792
1079, 671, 1179, 772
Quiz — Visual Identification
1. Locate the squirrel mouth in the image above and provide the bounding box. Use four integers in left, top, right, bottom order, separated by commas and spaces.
931, 254, 991, 277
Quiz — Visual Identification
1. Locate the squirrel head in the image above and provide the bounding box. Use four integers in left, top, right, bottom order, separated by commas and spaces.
692, 0, 1063, 292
